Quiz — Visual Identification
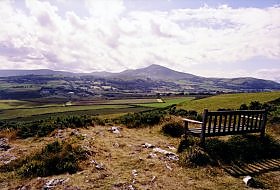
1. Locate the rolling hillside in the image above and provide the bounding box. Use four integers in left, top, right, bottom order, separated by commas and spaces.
178, 91, 280, 112
1, 65, 280, 94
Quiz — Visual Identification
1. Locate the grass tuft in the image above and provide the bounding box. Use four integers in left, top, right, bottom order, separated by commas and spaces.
0, 141, 88, 178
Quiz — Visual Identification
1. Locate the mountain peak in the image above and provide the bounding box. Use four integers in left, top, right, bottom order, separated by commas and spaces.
115, 64, 197, 80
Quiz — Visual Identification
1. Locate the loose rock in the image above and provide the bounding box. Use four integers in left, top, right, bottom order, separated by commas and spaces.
147, 153, 157, 159
165, 163, 172, 171
153, 147, 179, 161
131, 169, 138, 177
0, 138, 11, 151
42, 178, 69, 190
91, 160, 105, 170
142, 142, 155, 148
0, 153, 17, 164
109, 126, 121, 134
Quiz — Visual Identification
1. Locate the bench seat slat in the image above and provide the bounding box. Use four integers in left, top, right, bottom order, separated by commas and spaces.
187, 127, 262, 137
183, 109, 267, 146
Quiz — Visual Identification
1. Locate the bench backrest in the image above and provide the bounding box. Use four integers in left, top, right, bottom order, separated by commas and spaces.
201, 109, 267, 135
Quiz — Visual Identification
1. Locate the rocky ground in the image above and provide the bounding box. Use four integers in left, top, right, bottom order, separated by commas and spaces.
0, 124, 279, 190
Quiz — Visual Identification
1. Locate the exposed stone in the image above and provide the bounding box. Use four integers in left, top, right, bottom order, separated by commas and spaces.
91, 160, 105, 170
0, 153, 17, 164
131, 169, 138, 177
128, 184, 135, 190
109, 126, 121, 134
151, 176, 157, 182
0, 138, 11, 151
70, 129, 80, 136
113, 142, 119, 148
142, 142, 155, 148
153, 147, 179, 161
17, 185, 31, 190
167, 146, 176, 151
165, 163, 172, 171
147, 153, 157, 159
42, 178, 69, 190
54, 129, 65, 139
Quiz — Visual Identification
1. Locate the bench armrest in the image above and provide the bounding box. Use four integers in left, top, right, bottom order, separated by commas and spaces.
182, 118, 203, 132
182, 118, 203, 124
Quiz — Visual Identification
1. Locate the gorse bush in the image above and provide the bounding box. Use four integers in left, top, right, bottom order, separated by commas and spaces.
118, 109, 165, 128
178, 135, 280, 166
177, 137, 198, 153
238, 100, 279, 124
162, 122, 184, 137
239, 101, 276, 112
0, 141, 88, 178
117, 106, 203, 128
179, 145, 211, 167
167, 106, 200, 120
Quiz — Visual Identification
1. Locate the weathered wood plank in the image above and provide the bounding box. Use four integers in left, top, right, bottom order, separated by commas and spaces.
232, 114, 237, 132
228, 113, 233, 132
208, 115, 212, 134
184, 109, 267, 145
213, 115, 218, 134
237, 113, 241, 132
223, 114, 227, 133
218, 114, 222, 133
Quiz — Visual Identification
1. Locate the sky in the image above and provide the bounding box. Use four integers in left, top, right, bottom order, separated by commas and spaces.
0, 0, 279, 82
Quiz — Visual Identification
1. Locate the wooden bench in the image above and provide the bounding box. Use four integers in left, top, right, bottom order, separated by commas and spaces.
183, 109, 268, 147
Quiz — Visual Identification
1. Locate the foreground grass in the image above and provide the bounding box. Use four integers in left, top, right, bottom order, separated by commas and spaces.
178, 91, 280, 112
0, 125, 241, 189
0, 122, 279, 189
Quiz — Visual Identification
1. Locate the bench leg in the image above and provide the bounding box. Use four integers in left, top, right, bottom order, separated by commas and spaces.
184, 120, 188, 140
260, 130, 265, 139
199, 136, 205, 148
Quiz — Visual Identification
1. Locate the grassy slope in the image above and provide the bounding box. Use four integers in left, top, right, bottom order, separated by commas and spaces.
135, 97, 194, 108
178, 91, 280, 112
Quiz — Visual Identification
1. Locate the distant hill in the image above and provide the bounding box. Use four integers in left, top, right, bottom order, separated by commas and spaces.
106, 64, 280, 91
0, 69, 76, 77
112, 64, 199, 80
0, 64, 279, 92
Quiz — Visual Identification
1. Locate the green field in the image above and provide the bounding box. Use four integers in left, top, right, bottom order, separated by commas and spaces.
1, 92, 279, 121
0, 104, 134, 120
0, 98, 167, 120
178, 91, 280, 112
0, 100, 62, 110
135, 97, 194, 108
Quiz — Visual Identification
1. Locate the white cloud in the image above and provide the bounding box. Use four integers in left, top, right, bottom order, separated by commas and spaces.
0, 0, 279, 81
85, 0, 125, 19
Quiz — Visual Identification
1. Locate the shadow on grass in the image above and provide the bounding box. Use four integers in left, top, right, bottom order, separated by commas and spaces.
178, 135, 280, 176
